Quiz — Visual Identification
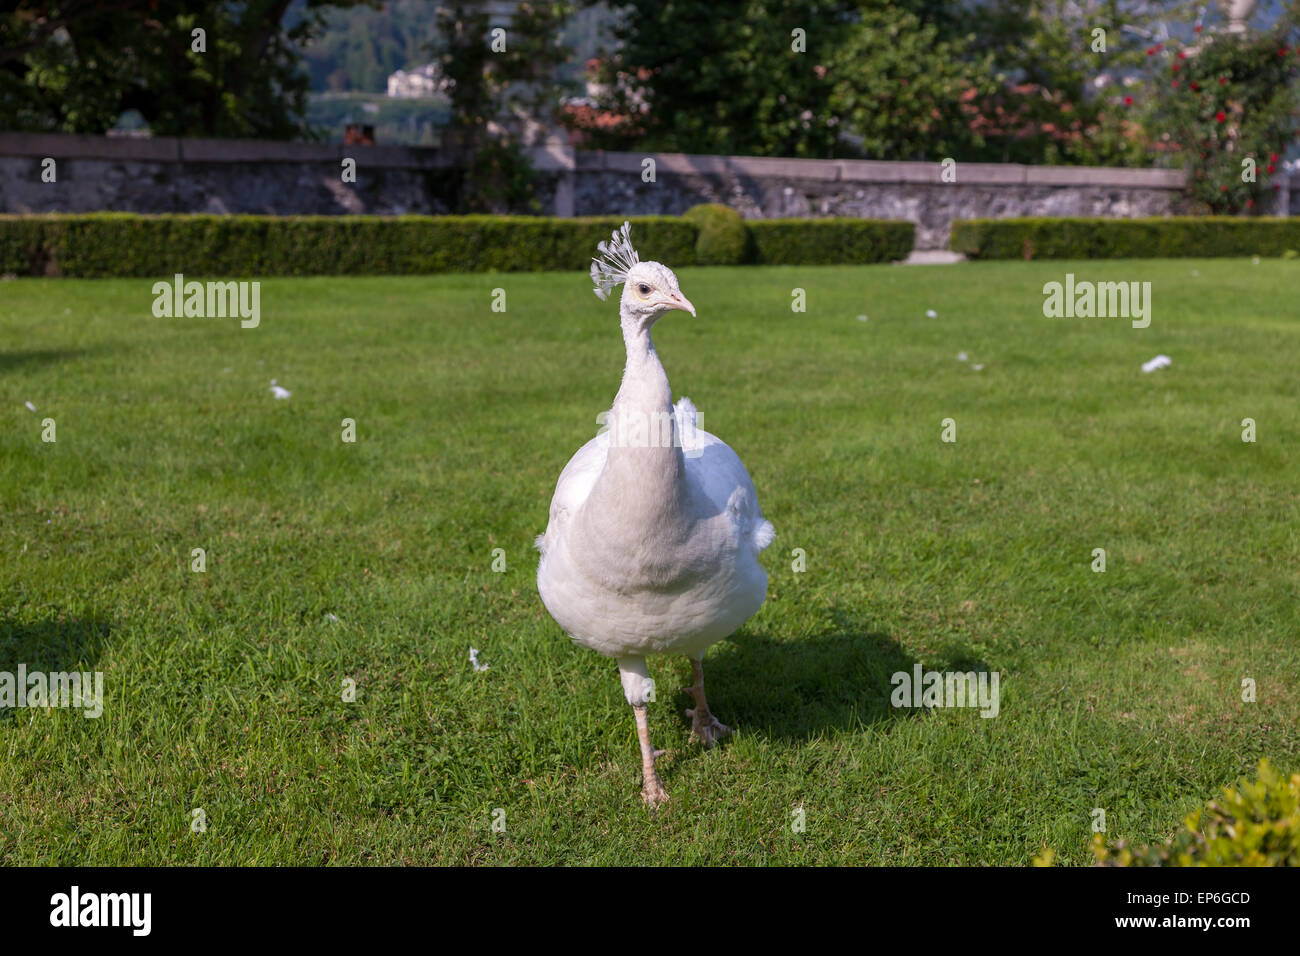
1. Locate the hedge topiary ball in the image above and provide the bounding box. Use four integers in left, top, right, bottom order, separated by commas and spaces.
683, 203, 750, 266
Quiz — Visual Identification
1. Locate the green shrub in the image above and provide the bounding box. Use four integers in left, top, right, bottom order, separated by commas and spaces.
749, 218, 914, 265
1090, 761, 1300, 867
682, 203, 751, 265
1044, 761, 1300, 867
951, 216, 1300, 260
0, 214, 698, 278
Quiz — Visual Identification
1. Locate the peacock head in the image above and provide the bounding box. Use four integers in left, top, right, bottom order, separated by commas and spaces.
591, 222, 695, 331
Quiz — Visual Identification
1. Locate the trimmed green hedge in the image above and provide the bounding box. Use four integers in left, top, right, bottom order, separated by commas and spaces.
0, 211, 916, 277
952, 216, 1300, 260
0, 214, 698, 278
749, 218, 914, 265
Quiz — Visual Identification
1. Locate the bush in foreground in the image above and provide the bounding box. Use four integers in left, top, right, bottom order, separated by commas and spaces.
1034, 761, 1300, 867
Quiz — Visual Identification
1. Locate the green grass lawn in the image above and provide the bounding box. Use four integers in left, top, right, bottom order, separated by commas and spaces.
0, 259, 1296, 865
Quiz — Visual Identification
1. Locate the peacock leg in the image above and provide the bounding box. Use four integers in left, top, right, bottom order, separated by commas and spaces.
632, 703, 669, 807
685, 656, 730, 748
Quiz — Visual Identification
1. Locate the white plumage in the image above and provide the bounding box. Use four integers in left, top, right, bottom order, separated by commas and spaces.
536, 222, 773, 806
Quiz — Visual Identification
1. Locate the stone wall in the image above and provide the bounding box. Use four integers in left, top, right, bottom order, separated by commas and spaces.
0, 133, 453, 217
568, 152, 1216, 248
1, 132, 1294, 250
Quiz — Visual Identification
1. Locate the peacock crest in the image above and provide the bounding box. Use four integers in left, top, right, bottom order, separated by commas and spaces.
590, 221, 640, 301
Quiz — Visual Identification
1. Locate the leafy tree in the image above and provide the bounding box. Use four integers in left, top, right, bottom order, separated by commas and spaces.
584, 0, 1098, 161
827, 6, 997, 160
891, 0, 1196, 165
293, 0, 442, 93
586, 0, 851, 157
0, 0, 371, 137
432, 1, 575, 213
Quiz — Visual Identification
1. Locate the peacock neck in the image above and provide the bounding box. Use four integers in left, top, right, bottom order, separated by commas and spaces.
614, 324, 672, 421
588, 318, 688, 516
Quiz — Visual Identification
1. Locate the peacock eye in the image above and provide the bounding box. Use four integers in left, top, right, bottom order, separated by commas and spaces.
637, 283, 651, 296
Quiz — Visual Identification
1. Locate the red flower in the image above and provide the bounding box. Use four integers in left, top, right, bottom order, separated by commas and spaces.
1218, 77, 1227, 85
1190, 82, 1199, 90
1215, 110, 1226, 122
1220, 185, 1229, 192
1172, 79, 1179, 87
1172, 63, 1180, 73
1268, 164, 1276, 174
1270, 152, 1279, 162
1177, 51, 1188, 60
1124, 96, 1133, 106
1246, 199, 1255, 208
1194, 25, 1203, 34
1146, 46, 1155, 56
1153, 43, 1163, 53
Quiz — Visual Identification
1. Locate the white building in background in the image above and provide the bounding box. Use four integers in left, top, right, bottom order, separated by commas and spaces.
387, 64, 450, 98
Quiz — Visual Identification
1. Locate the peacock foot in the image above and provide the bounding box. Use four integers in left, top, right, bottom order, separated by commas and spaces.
686, 706, 730, 748
642, 769, 670, 807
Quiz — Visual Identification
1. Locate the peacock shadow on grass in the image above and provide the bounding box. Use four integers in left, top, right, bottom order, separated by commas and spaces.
0, 347, 101, 374
681, 614, 925, 744
0, 613, 111, 723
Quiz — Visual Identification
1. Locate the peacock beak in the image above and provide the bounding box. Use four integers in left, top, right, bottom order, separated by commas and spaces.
667, 292, 696, 316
